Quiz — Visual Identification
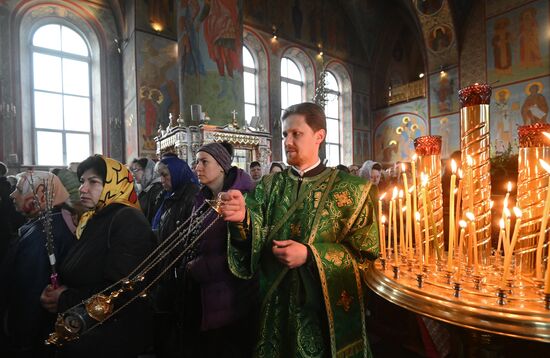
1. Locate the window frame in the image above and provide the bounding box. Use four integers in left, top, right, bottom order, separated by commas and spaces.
19, 14, 103, 166
324, 70, 342, 167
30, 24, 93, 166
242, 45, 258, 127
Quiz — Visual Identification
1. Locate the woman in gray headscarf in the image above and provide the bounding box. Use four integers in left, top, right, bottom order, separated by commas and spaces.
130, 158, 163, 223
358, 160, 382, 186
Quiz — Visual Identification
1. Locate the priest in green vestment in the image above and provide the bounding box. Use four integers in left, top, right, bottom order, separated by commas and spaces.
220, 102, 379, 358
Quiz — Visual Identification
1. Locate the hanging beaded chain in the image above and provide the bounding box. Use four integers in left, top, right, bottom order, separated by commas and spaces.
47, 198, 224, 346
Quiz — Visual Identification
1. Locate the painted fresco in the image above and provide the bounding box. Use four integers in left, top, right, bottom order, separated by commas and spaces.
353, 92, 370, 130
487, 0, 550, 86
243, 0, 362, 60
353, 130, 371, 165
179, 0, 244, 125
374, 113, 428, 165
429, 67, 459, 117
490, 76, 550, 155
136, 0, 176, 37
486, 0, 534, 18
427, 24, 453, 53
416, 0, 444, 15
430, 113, 460, 159
136, 32, 179, 155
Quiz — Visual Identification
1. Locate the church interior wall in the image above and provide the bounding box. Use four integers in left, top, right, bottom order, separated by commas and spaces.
0, 0, 548, 172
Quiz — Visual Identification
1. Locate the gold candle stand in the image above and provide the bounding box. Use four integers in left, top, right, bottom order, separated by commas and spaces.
516, 123, 550, 277
459, 84, 492, 268
414, 135, 444, 264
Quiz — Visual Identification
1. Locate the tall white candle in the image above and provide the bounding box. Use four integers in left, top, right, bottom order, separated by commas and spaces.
502, 207, 523, 285
447, 160, 457, 271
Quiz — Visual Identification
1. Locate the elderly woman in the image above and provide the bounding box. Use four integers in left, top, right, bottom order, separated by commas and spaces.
131, 158, 163, 223
1, 171, 75, 358
39, 155, 155, 357
180, 142, 258, 357
151, 153, 200, 357
359, 160, 383, 186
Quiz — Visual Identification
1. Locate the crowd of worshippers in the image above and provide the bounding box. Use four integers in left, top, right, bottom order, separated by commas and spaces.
0, 102, 382, 358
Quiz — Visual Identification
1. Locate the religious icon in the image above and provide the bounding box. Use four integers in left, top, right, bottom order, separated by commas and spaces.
428, 25, 452, 52
521, 82, 548, 125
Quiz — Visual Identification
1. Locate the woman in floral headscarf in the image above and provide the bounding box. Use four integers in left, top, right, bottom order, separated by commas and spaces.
1, 171, 74, 358
39, 155, 156, 357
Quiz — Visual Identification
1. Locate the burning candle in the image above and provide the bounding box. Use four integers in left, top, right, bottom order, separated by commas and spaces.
465, 211, 476, 270
415, 211, 423, 266
536, 159, 550, 279
504, 207, 511, 256
380, 215, 387, 259
457, 220, 467, 280
392, 187, 399, 262
496, 218, 505, 255
406, 186, 414, 260
399, 190, 404, 259
502, 207, 523, 284
447, 160, 457, 271
455, 169, 463, 240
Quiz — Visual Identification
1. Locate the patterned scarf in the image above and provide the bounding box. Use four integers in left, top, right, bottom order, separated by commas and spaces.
76, 156, 140, 239
16, 171, 70, 216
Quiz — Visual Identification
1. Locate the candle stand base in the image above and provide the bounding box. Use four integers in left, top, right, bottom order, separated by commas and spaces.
364, 259, 550, 342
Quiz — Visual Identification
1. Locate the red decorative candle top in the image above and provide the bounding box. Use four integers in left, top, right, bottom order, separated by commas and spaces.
458, 83, 492, 108
414, 135, 442, 156
518, 123, 550, 148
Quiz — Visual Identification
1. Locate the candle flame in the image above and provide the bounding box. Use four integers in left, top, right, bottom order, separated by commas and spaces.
490, 200, 494, 209
458, 168, 463, 179
401, 163, 406, 171
506, 181, 512, 192
465, 211, 475, 221
513, 206, 522, 218
540, 159, 550, 174
392, 186, 398, 199
466, 155, 473, 166
504, 207, 511, 217
453, 188, 458, 195
451, 159, 457, 173
415, 211, 421, 221
381, 215, 386, 224
402, 207, 407, 213
399, 189, 404, 198
421, 173, 428, 187
499, 218, 505, 229
379, 192, 386, 200
459, 220, 467, 228
412, 153, 417, 161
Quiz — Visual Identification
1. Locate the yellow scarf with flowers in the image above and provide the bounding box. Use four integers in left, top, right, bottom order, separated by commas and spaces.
76, 156, 140, 239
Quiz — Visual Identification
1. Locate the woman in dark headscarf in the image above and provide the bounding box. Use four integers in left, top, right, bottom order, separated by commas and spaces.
131, 158, 163, 223
151, 154, 200, 357
39, 155, 155, 358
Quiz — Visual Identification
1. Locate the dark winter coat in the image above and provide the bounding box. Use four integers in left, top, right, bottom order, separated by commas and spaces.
56, 204, 155, 358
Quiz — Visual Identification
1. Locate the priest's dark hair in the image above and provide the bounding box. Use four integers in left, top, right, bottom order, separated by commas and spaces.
281, 102, 326, 132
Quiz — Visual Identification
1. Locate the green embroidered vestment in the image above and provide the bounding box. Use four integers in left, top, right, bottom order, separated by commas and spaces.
228, 168, 379, 358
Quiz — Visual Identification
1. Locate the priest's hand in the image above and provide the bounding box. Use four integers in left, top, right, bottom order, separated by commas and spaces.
219, 189, 246, 222
272, 240, 308, 269
40, 284, 67, 313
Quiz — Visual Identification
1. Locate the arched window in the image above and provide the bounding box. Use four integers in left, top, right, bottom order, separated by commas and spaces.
31, 24, 92, 166
324, 71, 341, 166
242, 46, 257, 126
280, 57, 304, 163
280, 57, 304, 110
